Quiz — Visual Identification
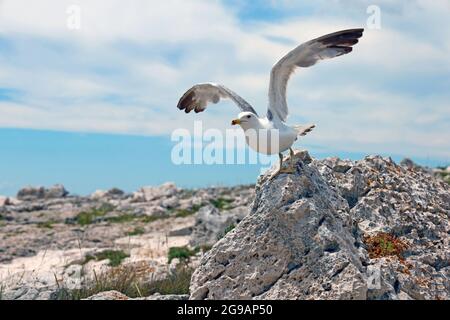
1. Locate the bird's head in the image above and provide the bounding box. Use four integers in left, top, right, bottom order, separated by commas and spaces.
231, 112, 259, 130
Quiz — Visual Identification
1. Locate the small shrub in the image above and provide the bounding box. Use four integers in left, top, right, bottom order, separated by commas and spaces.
83, 250, 130, 267
364, 232, 408, 259
175, 204, 202, 218
210, 198, 233, 210
145, 265, 193, 295
73, 204, 115, 226
167, 246, 198, 264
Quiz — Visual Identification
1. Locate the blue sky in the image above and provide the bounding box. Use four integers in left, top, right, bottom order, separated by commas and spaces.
0, 0, 449, 196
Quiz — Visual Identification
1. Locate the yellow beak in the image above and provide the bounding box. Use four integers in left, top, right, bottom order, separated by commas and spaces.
231, 119, 241, 125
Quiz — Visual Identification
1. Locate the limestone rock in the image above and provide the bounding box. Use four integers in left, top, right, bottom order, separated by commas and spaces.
144, 293, 189, 300
133, 183, 178, 202
17, 185, 68, 201
84, 290, 129, 300
190, 151, 449, 300
189, 205, 248, 248
0, 196, 10, 206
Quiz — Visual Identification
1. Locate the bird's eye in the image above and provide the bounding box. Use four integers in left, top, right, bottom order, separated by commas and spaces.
247, 115, 251, 119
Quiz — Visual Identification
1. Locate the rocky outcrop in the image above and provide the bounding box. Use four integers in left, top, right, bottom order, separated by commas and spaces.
17, 184, 68, 201
190, 151, 449, 300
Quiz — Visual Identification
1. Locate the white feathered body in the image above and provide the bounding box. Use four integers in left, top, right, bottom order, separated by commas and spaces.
239, 114, 299, 155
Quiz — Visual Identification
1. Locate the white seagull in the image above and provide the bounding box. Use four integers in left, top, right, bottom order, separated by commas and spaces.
177, 29, 364, 178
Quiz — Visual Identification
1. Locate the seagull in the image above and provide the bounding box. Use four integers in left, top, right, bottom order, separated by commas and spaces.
177, 29, 364, 178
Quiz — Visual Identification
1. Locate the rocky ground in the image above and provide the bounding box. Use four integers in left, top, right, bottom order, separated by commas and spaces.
0, 153, 448, 300
191, 152, 449, 300
0, 183, 253, 299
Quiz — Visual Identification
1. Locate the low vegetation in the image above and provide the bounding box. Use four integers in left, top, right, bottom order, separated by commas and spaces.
82, 250, 130, 267
174, 204, 202, 218
106, 214, 136, 224
435, 168, 450, 184
69, 202, 201, 227
364, 232, 408, 259
217, 223, 236, 240
72, 203, 115, 226
55, 264, 193, 300
210, 198, 234, 210
167, 246, 198, 264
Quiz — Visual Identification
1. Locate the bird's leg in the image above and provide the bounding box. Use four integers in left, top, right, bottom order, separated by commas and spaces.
270, 152, 295, 180
289, 147, 295, 167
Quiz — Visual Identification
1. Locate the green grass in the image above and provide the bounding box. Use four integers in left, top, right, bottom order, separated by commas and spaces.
73, 204, 115, 226
144, 265, 192, 295
167, 246, 198, 264
141, 215, 168, 223
210, 198, 233, 210
127, 227, 145, 236
174, 204, 202, 218
106, 214, 136, 224
54, 264, 193, 300
83, 250, 130, 267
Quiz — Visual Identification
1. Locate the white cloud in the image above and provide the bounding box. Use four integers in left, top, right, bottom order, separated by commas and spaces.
0, 0, 448, 161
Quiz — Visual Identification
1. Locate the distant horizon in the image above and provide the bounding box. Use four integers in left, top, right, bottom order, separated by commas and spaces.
1, 127, 447, 197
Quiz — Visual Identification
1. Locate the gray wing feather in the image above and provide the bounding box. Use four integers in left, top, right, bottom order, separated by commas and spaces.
177, 83, 258, 116
268, 28, 364, 122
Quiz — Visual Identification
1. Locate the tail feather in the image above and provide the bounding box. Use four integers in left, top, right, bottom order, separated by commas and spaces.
293, 124, 315, 136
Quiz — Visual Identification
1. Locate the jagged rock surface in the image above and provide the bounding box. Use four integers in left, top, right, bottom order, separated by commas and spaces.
190, 205, 248, 248
190, 151, 449, 300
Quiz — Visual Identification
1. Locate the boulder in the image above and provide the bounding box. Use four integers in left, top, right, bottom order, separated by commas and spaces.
91, 188, 125, 200
84, 290, 129, 300
190, 151, 449, 300
132, 183, 178, 202
0, 196, 10, 206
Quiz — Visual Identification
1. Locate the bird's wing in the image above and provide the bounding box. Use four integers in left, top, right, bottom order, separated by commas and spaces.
177, 83, 258, 115
268, 28, 364, 122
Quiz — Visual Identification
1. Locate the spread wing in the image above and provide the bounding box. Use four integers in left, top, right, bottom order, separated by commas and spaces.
177, 83, 258, 115
268, 28, 364, 122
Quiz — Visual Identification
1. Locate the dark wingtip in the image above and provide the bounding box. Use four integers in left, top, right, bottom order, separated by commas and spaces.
177, 91, 195, 113
318, 28, 364, 53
